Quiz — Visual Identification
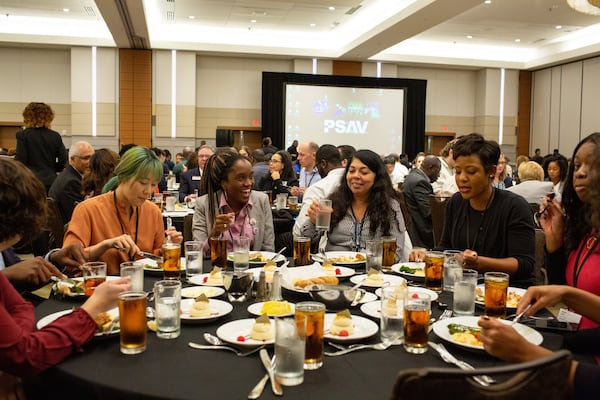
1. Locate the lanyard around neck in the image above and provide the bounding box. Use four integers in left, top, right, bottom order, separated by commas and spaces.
113, 190, 139, 246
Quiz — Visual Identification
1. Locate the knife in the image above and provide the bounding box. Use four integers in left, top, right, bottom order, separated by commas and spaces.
138, 251, 164, 262
259, 349, 283, 396
428, 342, 495, 386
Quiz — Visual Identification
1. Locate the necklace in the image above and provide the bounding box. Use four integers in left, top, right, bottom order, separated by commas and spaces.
465, 188, 495, 250
572, 231, 600, 288
350, 205, 365, 252
113, 190, 139, 259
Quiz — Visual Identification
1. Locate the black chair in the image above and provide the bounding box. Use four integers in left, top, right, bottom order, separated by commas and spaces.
534, 228, 547, 285
391, 349, 572, 400
31, 197, 66, 256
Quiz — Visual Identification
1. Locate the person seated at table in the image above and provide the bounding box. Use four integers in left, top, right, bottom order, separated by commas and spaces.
478, 285, 600, 400
412, 133, 535, 288
506, 160, 553, 204
64, 146, 182, 275
0, 157, 130, 390
299, 149, 407, 262
256, 150, 298, 195
192, 149, 275, 254
81, 148, 120, 199
543, 153, 568, 202
180, 145, 215, 203
539, 132, 600, 330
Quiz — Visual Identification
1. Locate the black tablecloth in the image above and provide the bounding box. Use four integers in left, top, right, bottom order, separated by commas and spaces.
33, 266, 566, 400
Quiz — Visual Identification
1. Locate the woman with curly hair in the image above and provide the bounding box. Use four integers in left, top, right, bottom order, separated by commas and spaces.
543, 154, 568, 202
192, 149, 274, 255
257, 150, 298, 195
15, 102, 68, 192
300, 149, 407, 263
540, 132, 600, 330
81, 148, 120, 199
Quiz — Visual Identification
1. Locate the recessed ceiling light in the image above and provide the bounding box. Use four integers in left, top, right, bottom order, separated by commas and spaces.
63, 8, 70, 12
515, 38, 521, 42
329, 6, 335, 11
251, 19, 257, 23
484, 0, 492, 4
466, 35, 473, 39
555, 25, 563, 29
188, 15, 195, 19
310, 23, 316, 27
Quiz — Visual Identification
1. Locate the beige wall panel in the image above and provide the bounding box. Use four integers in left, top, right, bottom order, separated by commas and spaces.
531, 69, 552, 154
154, 51, 172, 105
559, 62, 583, 153
0, 102, 26, 123
196, 107, 260, 138
581, 58, 600, 139
97, 48, 118, 103
361, 62, 398, 78
425, 115, 475, 136
71, 48, 92, 102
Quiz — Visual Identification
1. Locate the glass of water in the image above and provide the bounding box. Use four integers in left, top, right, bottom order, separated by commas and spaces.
154, 280, 181, 339
443, 250, 463, 292
316, 199, 332, 231
275, 316, 306, 386
380, 286, 404, 346
232, 236, 250, 272
185, 241, 202, 281
120, 261, 144, 292
453, 269, 478, 316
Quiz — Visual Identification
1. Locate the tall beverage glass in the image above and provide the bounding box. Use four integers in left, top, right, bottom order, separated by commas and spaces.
275, 316, 306, 386
453, 269, 478, 316
424, 251, 444, 292
365, 239, 383, 272
442, 250, 463, 292
210, 237, 228, 269
484, 272, 509, 318
185, 241, 203, 281
316, 199, 332, 231
293, 236, 311, 266
288, 196, 298, 210
381, 236, 397, 272
118, 291, 147, 354
162, 242, 181, 280
82, 262, 107, 297
233, 236, 250, 272
403, 291, 430, 354
120, 261, 143, 292
154, 280, 181, 339
380, 286, 404, 345
295, 302, 325, 370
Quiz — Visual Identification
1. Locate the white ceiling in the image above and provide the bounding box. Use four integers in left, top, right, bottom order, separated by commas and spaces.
0, 0, 599, 70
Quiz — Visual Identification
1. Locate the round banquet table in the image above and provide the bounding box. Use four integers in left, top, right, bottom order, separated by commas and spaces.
33, 263, 567, 400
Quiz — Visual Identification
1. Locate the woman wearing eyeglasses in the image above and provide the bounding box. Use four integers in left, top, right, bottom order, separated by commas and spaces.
257, 150, 298, 195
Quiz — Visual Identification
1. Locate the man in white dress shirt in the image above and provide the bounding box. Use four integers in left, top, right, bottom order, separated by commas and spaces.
293, 144, 344, 238
432, 139, 458, 196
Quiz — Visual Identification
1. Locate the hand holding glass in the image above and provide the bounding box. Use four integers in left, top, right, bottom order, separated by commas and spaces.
316, 199, 332, 231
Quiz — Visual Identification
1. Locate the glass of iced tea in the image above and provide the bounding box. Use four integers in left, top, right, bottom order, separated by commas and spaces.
82, 262, 107, 297
484, 272, 509, 318
288, 196, 298, 210
118, 291, 147, 354
162, 243, 181, 280
381, 236, 397, 272
403, 290, 431, 354
293, 236, 311, 266
295, 301, 325, 370
210, 237, 228, 269
424, 251, 444, 293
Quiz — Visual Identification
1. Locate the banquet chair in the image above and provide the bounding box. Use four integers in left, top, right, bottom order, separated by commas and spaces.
183, 214, 193, 242
534, 228, 548, 285
429, 195, 451, 248
31, 197, 66, 256
390, 349, 571, 400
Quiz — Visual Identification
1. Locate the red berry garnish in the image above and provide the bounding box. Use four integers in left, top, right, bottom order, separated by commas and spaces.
237, 335, 246, 342
411, 293, 419, 298
335, 268, 341, 275
339, 330, 349, 337
203, 276, 208, 283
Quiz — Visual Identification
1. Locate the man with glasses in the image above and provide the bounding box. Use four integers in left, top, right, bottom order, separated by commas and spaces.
49, 140, 94, 224
180, 144, 216, 203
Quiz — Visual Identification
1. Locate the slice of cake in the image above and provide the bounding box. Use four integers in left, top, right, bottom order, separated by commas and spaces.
189, 294, 212, 317
206, 266, 223, 285
250, 314, 274, 341
364, 268, 384, 286
329, 309, 354, 336
322, 260, 335, 276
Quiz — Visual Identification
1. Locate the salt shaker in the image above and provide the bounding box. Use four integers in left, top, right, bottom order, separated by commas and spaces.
269, 271, 283, 301
255, 271, 268, 302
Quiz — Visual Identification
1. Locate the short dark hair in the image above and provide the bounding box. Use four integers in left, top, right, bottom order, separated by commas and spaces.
337, 144, 356, 164
543, 155, 568, 182
453, 133, 500, 174
383, 156, 395, 165
0, 159, 47, 243
316, 144, 342, 165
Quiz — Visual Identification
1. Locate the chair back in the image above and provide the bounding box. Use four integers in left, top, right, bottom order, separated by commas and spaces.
391, 349, 572, 400
31, 197, 65, 256
429, 195, 451, 248
183, 214, 194, 243
534, 228, 547, 285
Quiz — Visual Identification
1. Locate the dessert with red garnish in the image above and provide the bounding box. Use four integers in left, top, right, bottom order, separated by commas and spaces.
329, 309, 354, 336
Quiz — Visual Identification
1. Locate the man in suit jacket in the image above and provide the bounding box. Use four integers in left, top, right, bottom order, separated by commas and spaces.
49, 141, 94, 224
402, 155, 441, 249
179, 145, 215, 203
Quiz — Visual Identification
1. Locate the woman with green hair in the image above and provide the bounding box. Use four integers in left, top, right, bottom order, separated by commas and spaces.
64, 146, 182, 274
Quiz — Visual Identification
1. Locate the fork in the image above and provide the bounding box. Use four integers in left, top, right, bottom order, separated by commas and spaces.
324, 342, 392, 356
188, 342, 266, 357
439, 309, 453, 320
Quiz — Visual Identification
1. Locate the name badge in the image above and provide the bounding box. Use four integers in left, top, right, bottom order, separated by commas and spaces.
192, 176, 201, 181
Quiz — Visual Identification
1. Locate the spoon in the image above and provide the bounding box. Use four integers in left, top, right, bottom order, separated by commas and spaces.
268, 247, 286, 263
146, 306, 155, 319
204, 332, 224, 345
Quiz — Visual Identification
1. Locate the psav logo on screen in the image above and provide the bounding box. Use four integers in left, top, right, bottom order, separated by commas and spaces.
324, 120, 369, 134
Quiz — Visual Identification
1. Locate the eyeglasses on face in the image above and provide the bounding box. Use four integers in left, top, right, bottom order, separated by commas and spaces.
270, 159, 282, 164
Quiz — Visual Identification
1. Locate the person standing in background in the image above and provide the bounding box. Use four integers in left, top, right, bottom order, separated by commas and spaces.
287, 139, 299, 161
337, 144, 356, 168
15, 102, 68, 193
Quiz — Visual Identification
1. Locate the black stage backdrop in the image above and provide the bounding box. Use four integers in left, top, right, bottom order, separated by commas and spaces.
261, 71, 426, 159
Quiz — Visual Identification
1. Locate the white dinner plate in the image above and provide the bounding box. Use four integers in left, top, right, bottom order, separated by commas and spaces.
52, 276, 120, 298
312, 251, 367, 265
350, 274, 406, 288
324, 314, 379, 342
391, 262, 425, 280
227, 251, 286, 266
280, 263, 346, 293
247, 301, 296, 317
180, 298, 233, 323
37, 307, 120, 337
474, 285, 527, 310
360, 301, 383, 319
432, 316, 543, 351
189, 273, 224, 286
358, 291, 378, 304
181, 286, 225, 298
142, 257, 186, 276
374, 286, 439, 302
216, 318, 275, 347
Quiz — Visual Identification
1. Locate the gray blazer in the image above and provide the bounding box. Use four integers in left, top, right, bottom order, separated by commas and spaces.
192, 190, 275, 254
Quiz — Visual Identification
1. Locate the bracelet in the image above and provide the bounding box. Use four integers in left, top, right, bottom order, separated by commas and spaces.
45, 248, 61, 266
